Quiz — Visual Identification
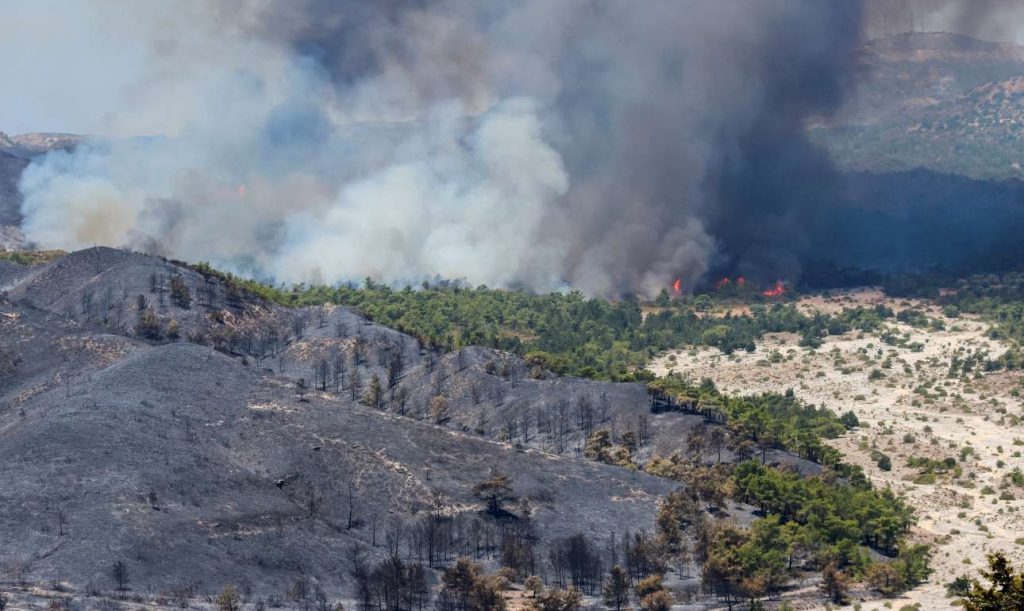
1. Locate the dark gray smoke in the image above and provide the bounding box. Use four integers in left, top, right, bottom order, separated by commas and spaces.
18, 0, 866, 296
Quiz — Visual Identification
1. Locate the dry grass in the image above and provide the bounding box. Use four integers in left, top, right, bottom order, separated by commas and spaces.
650, 288, 1024, 610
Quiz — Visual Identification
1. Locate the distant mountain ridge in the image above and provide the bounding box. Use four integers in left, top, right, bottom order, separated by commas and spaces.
862, 31, 1024, 64
815, 32, 1024, 179
0, 131, 82, 159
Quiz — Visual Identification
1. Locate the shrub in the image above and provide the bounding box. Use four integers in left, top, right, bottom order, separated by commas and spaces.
216, 585, 241, 611
169, 275, 192, 309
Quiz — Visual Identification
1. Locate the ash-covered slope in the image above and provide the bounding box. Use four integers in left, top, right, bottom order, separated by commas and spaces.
3, 247, 783, 469
0, 248, 683, 599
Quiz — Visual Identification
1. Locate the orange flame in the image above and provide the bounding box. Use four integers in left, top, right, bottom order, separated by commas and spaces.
737, 276, 746, 287
715, 277, 732, 290
762, 280, 786, 297
672, 278, 682, 295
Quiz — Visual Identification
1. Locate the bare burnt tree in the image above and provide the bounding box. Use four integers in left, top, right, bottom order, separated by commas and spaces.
503, 414, 518, 443
112, 295, 127, 331
607, 531, 620, 570
623, 530, 665, 582
100, 286, 113, 324
349, 546, 373, 610
410, 512, 461, 568
500, 516, 538, 579
636, 412, 651, 447
432, 365, 446, 397
384, 517, 405, 557
394, 386, 408, 415
225, 281, 243, 306
199, 276, 216, 307
80, 290, 94, 321
387, 347, 404, 389
555, 398, 571, 454
111, 559, 129, 592
346, 481, 358, 530
354, 333, 367, 365
291, 311, 309, 340
352, 553, 430, 611
169, 275, 192, 309
256, 318, 285, 364
535, 407, 550, 437
350, 368, 362, 402
331, 348, 345, 393
509, 361, 522, 388
157, 274, 167, 307
549, 533, 603, 594
576, 395, 595, 437
314, 358, 329, 392
335, 319, 348, 338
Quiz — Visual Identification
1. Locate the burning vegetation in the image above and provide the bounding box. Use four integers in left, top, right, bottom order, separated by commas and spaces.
672, 276, 787, 299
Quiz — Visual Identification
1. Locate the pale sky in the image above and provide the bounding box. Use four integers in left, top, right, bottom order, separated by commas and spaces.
0, 0, 145, 135
3, 0, 1024, 137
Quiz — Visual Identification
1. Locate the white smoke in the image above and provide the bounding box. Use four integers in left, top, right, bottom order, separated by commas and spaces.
14, 0, 864, 296
271, 98, 570, 288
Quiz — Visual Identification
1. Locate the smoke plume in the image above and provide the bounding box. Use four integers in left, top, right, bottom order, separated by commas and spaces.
18, 0, 866, 296
865, 0, 1024, 42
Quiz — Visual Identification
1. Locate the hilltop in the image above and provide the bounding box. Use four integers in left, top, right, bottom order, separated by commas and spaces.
0, 132, 82, 159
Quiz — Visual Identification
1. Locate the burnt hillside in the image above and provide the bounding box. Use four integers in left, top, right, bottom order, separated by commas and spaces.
0, 248, 725, 601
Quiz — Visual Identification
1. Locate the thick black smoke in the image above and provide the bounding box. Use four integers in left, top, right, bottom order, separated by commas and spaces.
19, 0, 867, 296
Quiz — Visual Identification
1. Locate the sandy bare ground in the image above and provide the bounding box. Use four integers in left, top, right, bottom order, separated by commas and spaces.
650, 289, 1024, 610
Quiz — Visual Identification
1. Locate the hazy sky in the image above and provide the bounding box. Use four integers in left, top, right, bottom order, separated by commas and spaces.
4, 0, 1024, 137
9, 0, 1024, 296
0, 0, 145, 135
